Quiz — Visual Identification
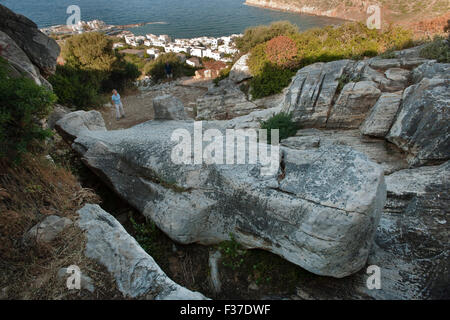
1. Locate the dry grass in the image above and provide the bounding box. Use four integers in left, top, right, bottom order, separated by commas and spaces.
0, 154, 122, 299
405, 12, 450, 39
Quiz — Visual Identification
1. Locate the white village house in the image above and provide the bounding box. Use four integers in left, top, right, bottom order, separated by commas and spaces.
186, 57, 202, 68
146, 48, 161, 59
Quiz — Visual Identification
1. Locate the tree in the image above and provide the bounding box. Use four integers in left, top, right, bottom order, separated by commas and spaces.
102, 61, 140, 92
51, 33, 140, 109
61, 32, 118, 73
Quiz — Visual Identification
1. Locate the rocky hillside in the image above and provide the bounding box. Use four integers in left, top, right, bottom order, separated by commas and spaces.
1, 3, 448, 300
56, 42, 449, 298
245, 0, 450, 24
0, 4, 60, 87
276, 46, 449, 298
0, 4, 206, 300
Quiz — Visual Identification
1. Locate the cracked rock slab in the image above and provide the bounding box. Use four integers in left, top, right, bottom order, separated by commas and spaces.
294, 161, 449, 299
387, 77, 450, 166
58, 112, 386, 278
77, 204, 207, 300
281, 55, 435, 131
327, 81, 381, 129
360, 91, 403, 138
282, 60, 350, 127
281, 129, 409, 175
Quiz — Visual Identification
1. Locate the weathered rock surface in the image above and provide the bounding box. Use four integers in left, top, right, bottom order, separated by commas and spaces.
229, 54, 252, 83
412, 61, 450, 83
282, 56, 436, 129
368, 57, 429, 71
278, 49, 449, 299
252, 91, 285, 110
196, 79, 260, 120
359, 66, 410, 93
281, 129, 408, 175
47, 104, 72, 130
390, 45, 428, 59
387, 77, 449, 166
327, 81, 381, 128
293, 162, 449, 299
225, 106, 281, 129
359, 65, 390, 88
0, 4, 60, 76
282, 60, 350, 127
77, 204, 207, 299
23, 215, 73, 245
360, 92, 402, 137
55, 110, 106, 142
385, 68, 410, 85
153, 95, 188, 120
280, 135, 320, 150
0, 30, 52, 88
58, 112, 386, 278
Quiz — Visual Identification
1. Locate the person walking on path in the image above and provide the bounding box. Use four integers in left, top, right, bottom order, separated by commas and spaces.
112, 89, 126, 120
165, 62, 173, 80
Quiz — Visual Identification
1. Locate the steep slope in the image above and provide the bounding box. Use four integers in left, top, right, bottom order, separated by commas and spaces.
0, 4, 206, 300
245, 0, 450, 24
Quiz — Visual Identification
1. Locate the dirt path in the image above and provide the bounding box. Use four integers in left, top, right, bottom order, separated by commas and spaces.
100, 78, 210, 130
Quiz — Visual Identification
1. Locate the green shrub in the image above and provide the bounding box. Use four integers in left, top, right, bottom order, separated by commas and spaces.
49, 65, 104, 109
250, 64, 295, 99
122, 53, 147, 72
236, 21, 299, 53
260, 112, 298, 143
420, 36, 450, 63
248, 42, 268, 75
291, 22, 414, 65
144, 53, 195, 82
219, 233, 247, 270
130, 216, 162, 258
247, 22, 414, 98
0, 59, 56, 162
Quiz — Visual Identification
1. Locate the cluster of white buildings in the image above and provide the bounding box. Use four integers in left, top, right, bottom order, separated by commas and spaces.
117, 32, 241, 63
71, 19, 107, 33
41, 19, 122, 37
123, 34, 147, 47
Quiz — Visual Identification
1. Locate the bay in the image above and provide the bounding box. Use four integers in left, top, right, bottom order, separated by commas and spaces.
0, 0, 344, 38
